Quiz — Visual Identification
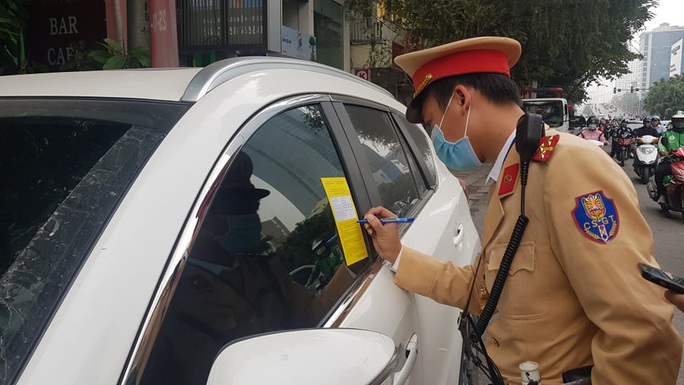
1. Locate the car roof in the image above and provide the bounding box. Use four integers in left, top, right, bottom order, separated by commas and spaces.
0, 68, 202, 100
0, 57, 393, 102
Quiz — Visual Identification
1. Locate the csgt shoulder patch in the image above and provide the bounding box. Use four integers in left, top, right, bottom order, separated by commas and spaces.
571, 190, 619, 244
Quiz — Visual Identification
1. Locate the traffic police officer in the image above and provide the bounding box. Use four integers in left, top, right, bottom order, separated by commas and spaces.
362, 37, 681, 384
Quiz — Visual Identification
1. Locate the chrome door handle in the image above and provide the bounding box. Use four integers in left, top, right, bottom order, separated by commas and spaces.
453, 224, 465, 247
393, 334, 418, 385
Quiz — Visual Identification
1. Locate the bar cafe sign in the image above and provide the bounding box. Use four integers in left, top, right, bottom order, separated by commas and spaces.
26, 0, 107, 70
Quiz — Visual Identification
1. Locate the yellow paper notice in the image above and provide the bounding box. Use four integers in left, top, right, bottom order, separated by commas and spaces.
320, 177, 368, 265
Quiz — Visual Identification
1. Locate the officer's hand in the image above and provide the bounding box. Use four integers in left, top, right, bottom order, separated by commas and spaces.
665, 291, 684, 313
362, 206, 402, 264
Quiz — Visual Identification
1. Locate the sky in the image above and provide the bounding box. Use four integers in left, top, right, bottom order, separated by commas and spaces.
586, 0, 684, 104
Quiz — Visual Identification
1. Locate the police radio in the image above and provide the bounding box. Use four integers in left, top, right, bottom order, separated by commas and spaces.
475, 112, 543, 336
458, 113, 544, 385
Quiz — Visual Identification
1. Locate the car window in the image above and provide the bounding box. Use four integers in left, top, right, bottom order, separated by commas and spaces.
342, 104, 420, 217
141, 104, 366, 385
523, 100, 564, 128
393, 112, 437, 189
0, 98, 187, 384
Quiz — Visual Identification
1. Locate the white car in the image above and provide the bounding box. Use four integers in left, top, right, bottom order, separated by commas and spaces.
0, 57, 480, 385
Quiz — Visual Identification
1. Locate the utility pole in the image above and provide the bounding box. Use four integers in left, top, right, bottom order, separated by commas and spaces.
127, 0, 150, 50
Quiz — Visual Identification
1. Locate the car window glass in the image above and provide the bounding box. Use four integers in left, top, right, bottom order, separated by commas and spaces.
141, 104, 365, 385
343, 104, 420, 217
523, 100, 564, 128
0, 98, 186, 384
394, 113, 437, 188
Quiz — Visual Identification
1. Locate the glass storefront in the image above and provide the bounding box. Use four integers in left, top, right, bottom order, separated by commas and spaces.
314, 0, 344, 70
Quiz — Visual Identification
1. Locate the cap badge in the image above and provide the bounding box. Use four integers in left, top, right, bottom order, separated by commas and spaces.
413, 73, 433, 98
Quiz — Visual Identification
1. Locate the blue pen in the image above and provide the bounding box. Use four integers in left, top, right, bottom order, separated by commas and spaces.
357, 217, 415, 224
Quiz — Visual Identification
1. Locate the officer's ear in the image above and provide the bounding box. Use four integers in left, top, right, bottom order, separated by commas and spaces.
453, 85, 471, 114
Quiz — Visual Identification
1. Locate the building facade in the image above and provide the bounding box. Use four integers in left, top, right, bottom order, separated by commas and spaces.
616, 58, 642, 92
639, 23, 684, 92
24, 0, 351, 71
670, 38, 683, 78
23, 0, 415, 99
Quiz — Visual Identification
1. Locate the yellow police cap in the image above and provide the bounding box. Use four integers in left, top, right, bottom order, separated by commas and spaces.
394, 36, 521, 123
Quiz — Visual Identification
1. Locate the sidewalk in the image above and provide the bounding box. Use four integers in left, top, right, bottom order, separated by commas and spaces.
450, 164, 493, 232
451, 164, 493, 205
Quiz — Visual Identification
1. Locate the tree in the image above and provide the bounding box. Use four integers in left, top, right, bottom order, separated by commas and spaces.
345, 0, 655, 104
0, 0, 31, 75
644, 75, 684, 119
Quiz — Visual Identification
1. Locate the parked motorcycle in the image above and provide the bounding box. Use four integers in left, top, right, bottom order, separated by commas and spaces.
647, 146, 684, 220
633, 135, 659, 184
615, 129, 635, 167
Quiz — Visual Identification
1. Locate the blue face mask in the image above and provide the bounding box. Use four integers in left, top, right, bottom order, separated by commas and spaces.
430, 94, 483, 171
215, 213, 264, 255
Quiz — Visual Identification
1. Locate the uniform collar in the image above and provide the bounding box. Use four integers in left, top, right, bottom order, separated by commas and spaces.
486, 130, 516, 185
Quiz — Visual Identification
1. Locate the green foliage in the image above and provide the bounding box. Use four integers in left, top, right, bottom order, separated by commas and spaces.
87, 38, 151, 70
276, 207, 337, 272
61, 38, 151, 71
345, 0, 654, 104
644, 75, 684, 119
58, 41, 102, 71
0, 0, 31, 75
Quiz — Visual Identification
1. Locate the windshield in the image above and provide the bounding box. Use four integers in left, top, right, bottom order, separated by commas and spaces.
523, 100, 565, 128
0, 98, 189, 384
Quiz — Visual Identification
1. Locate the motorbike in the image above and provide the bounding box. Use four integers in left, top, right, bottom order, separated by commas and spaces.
614, 129, 635, 166
577, 126, 608, 148
647, 146, 684, 221
632, 135, 659, 184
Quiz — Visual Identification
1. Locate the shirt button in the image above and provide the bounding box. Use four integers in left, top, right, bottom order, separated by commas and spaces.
487, 336, 500, 347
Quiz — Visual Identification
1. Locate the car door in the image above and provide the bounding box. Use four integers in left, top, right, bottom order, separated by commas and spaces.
123, 94, 424, 385
331, 99, 481, 385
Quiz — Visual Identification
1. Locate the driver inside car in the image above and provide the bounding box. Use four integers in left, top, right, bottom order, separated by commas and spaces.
141, 151, 354, 385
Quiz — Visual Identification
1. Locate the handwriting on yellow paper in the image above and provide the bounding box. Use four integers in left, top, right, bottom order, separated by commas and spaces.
320, 177, 367, 265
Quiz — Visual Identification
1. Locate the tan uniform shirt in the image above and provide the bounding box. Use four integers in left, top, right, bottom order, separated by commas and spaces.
395, 130, 682, 384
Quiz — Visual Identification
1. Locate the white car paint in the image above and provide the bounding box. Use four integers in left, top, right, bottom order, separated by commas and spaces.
2, 58, 480, 385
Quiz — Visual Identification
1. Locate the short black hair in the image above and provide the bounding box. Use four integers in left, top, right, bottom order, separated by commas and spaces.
414, 72, 522, 113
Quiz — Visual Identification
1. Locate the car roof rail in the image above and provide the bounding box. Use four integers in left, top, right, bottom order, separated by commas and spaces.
181, 56, 394, 102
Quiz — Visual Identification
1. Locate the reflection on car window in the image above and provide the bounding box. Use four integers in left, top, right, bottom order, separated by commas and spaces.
141, 104, 364, 385
524, 101, 563, 127
394, 113, 437, 189
343, 104, 419, 217
0, 98, 186, 384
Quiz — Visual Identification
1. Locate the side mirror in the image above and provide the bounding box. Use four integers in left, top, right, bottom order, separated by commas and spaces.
207, 328, 399, 385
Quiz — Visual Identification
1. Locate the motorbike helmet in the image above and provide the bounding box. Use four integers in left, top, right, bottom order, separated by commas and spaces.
671, 112, 684, 133
587, 116, 599, 131
643, 117, 650, 125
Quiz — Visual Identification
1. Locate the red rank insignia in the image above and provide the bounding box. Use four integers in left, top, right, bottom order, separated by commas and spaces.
532, 135, 560, 163
498, 163, 519, 196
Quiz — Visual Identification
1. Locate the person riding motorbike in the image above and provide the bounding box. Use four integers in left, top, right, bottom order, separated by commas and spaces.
610, 120, 633, 158
651, 115, 666, 135
633, 117, 659, 138
655, 112, 684, 204
578, 116, 609, 146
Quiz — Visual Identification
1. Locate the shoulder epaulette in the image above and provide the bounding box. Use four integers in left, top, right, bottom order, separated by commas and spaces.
532, 134, 560, 163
